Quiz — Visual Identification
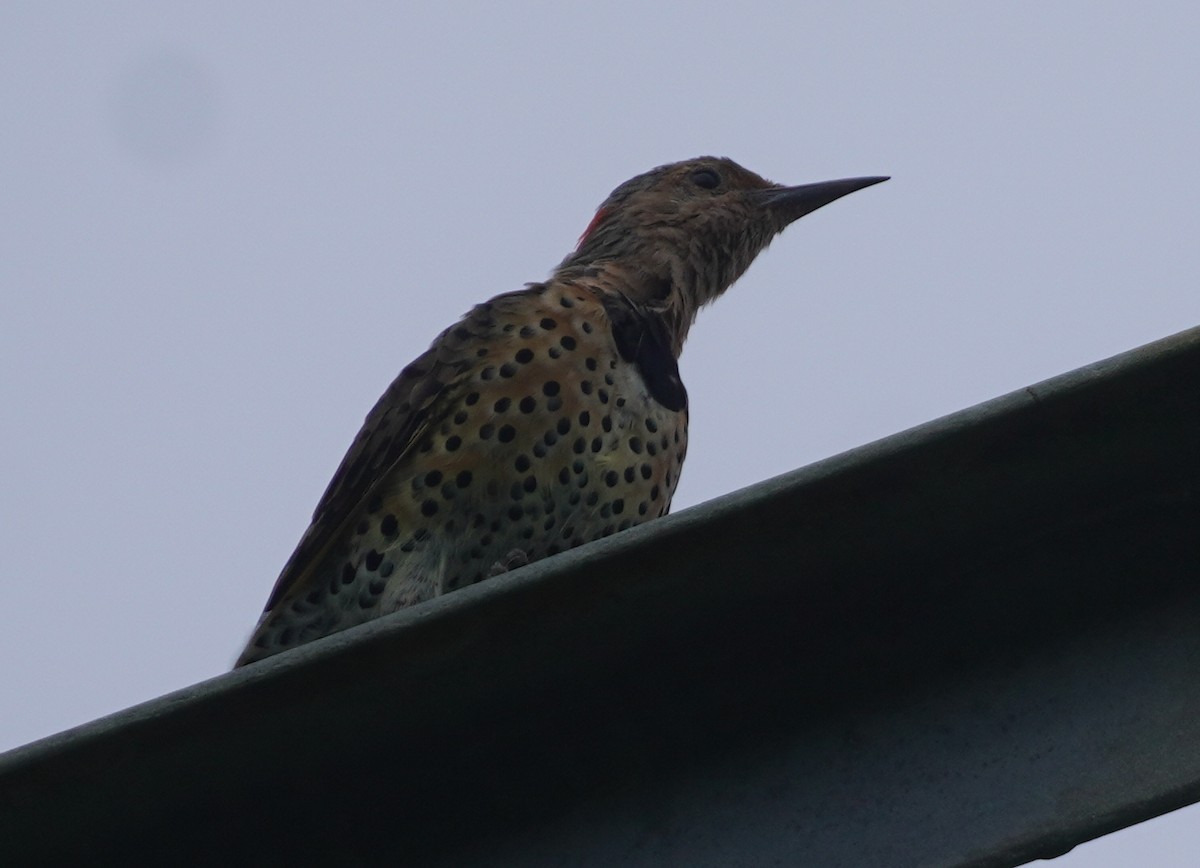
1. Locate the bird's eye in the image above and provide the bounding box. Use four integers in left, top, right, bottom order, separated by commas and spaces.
690, 168, 721, 190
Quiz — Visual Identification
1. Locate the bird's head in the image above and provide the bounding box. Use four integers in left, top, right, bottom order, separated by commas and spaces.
557, 156, 887, 354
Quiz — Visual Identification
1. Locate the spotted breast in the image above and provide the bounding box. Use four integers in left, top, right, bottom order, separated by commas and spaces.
239, 282, 686, 663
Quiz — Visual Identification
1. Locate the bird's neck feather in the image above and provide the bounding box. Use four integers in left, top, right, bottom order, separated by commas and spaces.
551, 259, 702, 357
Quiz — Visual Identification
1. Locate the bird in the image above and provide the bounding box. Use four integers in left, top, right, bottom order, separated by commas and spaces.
235, 157, 887, 667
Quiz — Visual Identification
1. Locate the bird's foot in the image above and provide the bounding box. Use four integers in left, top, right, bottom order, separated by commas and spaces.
487, 549, 530, 577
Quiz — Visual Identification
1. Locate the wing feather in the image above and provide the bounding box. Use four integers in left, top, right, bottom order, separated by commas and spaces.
259, 287, 541, 612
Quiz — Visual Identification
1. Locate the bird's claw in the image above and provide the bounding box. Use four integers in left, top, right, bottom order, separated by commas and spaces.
486, 549, 530, 577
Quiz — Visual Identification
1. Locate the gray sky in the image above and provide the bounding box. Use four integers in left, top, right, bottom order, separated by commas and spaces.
2, 3, 1198, 863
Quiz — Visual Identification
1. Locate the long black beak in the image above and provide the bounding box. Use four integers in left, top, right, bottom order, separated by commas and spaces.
761, 176, 889, 226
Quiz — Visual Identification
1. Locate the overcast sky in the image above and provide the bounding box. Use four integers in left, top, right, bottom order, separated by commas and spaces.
2, 3, 1198, 863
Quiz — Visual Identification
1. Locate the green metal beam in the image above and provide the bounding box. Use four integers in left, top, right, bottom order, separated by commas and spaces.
3, 326, 1199, 867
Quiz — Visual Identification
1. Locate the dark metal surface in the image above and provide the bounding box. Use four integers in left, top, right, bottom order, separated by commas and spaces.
2, 326, 1199, 867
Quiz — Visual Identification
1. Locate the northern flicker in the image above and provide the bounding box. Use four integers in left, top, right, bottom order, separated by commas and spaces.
235, 157, 886, 667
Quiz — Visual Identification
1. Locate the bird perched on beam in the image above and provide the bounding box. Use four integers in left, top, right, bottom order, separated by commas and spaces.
236, 157, 886, 666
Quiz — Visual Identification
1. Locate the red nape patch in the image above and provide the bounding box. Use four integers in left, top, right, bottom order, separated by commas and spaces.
576, 207, 609, 248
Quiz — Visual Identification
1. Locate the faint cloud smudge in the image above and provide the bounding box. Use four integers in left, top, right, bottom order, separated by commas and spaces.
111, 51, 219, 165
